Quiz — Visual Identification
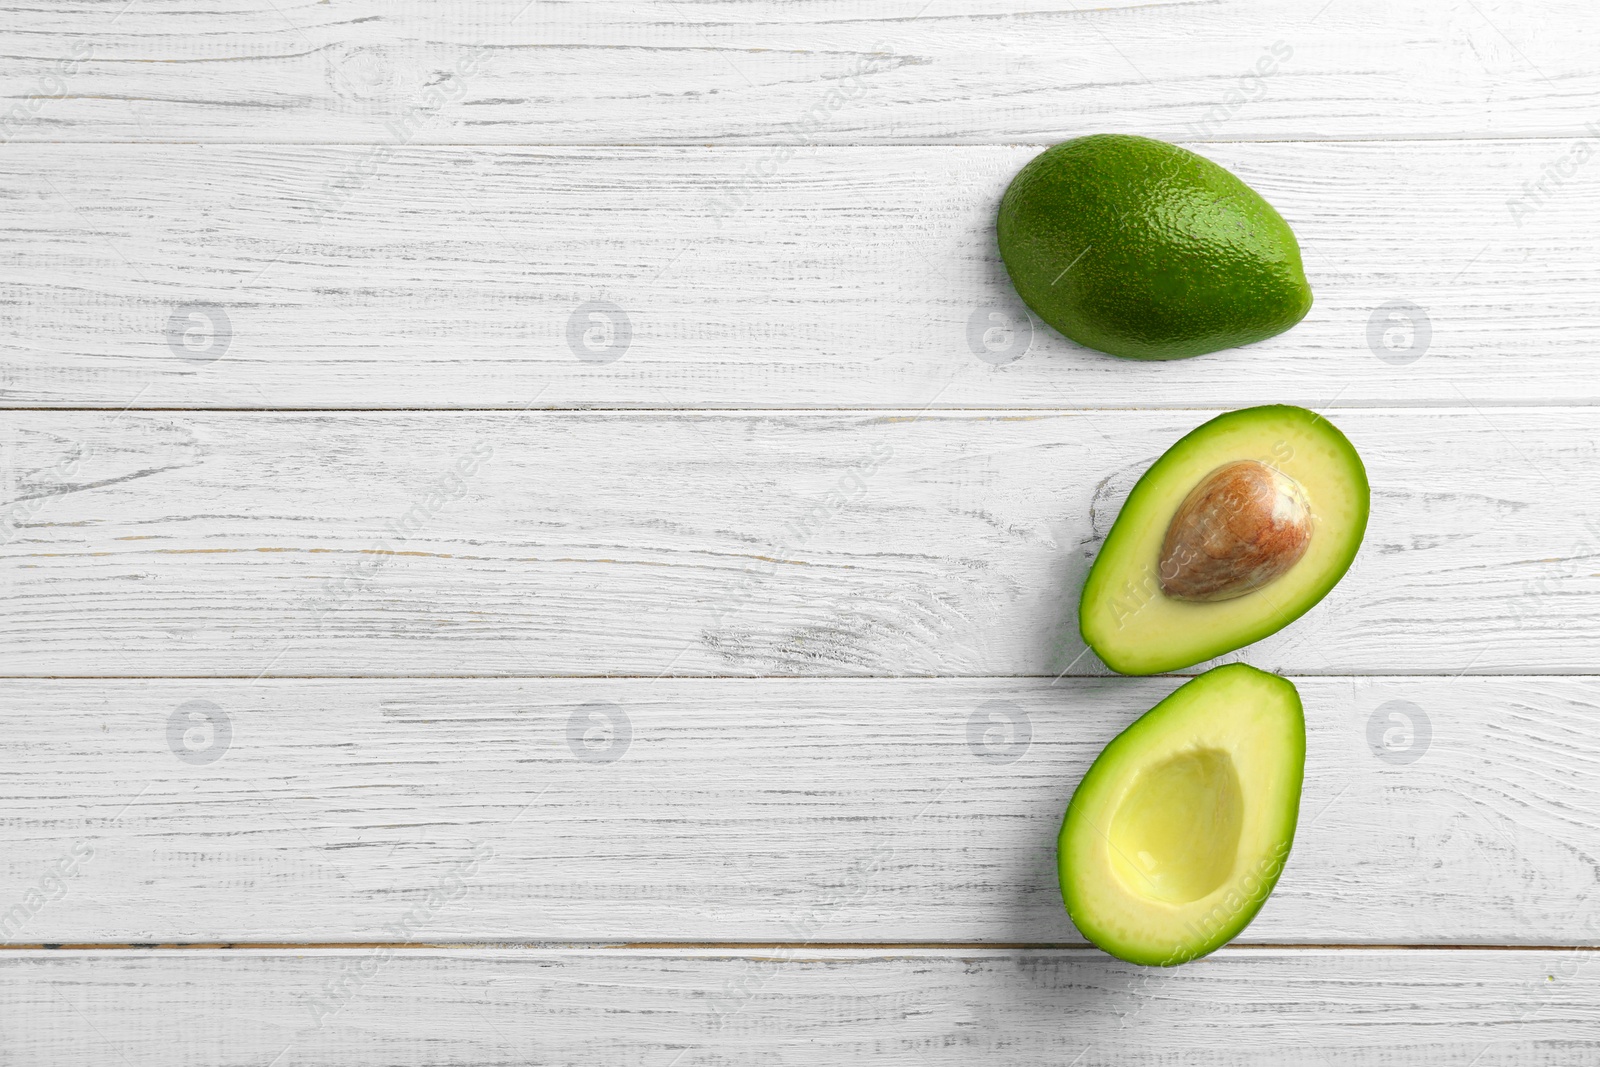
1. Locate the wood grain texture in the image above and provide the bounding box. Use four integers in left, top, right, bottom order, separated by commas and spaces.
3, 948, 1598, 1065
2, 408, 1596, 677
0, 676, 1595, 944
0, 0, 1594, 144
5, 1, 1598, 1046
3, 141, 1597, 409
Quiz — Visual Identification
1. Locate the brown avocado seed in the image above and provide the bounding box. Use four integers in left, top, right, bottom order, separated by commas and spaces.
1159, 460, 1312, 603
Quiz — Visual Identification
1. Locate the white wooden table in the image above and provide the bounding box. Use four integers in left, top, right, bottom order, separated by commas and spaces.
3, 1, 1599, 1062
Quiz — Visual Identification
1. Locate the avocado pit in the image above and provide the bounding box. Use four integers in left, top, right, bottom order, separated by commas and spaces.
1159, 460, 1312, 603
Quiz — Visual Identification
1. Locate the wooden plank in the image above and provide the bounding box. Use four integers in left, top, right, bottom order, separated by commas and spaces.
0, 0, 1594, 144
1, 408, 1595, 676
0, 676, 1594, 944
3, 948, 1597, 1065
2, 141, 1596, 409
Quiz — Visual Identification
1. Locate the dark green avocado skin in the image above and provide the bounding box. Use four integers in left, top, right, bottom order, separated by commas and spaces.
997, 135, 1313, 361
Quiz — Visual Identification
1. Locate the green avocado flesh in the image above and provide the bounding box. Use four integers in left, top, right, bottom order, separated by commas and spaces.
1080, 405, 1368, 676
997, 134, 1312, 360
1059, 664, 1305, 966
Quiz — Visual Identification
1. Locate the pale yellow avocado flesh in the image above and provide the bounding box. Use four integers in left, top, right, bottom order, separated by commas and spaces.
1059, 664, 1305, 965
1079, 406, 1369, 676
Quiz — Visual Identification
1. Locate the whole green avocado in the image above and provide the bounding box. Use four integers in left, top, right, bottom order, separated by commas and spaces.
997, 135, 1312, 361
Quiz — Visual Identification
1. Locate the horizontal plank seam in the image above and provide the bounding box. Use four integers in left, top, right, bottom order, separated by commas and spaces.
8, 402, 1600, 413
6, 407, 1595, 417
4, 673, 1600, 681
9, 672, 1600, 681
1, 943, 1595, 952
8, 136, 1600, 147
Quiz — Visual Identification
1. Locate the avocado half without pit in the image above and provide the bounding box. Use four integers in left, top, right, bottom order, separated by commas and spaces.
1080, 405, 1369, 676
1059, 664, 1305, 965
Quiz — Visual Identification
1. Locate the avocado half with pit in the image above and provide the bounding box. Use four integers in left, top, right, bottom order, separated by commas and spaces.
1080, 405, 1368, 676
1059, 663, 1304, 965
